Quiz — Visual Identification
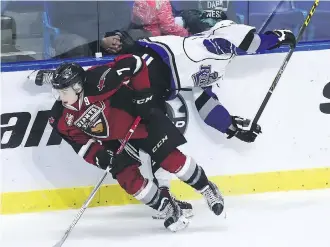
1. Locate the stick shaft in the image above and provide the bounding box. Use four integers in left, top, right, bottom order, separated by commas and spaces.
251, 0, 319, 129
54, 116, 142, 247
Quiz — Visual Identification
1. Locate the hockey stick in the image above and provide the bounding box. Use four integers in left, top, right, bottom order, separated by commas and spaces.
53, 116, 142, 247
257, 0, 285, 34
250, 0, 319, 132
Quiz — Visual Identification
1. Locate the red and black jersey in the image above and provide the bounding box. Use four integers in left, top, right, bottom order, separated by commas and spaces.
48, 54, 151, 166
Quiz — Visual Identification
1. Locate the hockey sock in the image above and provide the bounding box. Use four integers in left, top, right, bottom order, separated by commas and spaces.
160, 149, 209, 191
116, 164, 158, 205
175, 156, 209, 191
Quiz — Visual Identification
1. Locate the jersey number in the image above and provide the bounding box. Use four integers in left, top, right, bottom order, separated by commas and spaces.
116, 68, 130, 76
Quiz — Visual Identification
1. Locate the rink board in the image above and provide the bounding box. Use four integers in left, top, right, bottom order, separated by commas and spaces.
1, 49, 330, 215
1, 168, 330, 214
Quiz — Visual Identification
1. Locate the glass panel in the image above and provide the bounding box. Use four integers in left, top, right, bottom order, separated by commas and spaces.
291, 1, 330, 41
1, 0, 329, 65
97, 1, 135, 56
1, 0, 99, 63
1, 1, 44, 63
44, 1, 98, 59
247, 0, 330, 42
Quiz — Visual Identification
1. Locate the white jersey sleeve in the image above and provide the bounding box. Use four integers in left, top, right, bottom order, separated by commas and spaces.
137, 20, 260, 91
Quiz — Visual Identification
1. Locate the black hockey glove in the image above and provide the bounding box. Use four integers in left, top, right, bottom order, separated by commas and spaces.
94, 149, 136, 175
265, 29, 296, 50
226, 116, 262, 143
29, 70, 54, 86
104, 30, 137, 53
132, 88, 156, 120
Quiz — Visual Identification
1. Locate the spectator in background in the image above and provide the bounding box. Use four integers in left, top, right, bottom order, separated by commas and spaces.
132, 0, 189, 37
100, 8, 229, 56
198, 0, 239, 25
178, 8, 227, 34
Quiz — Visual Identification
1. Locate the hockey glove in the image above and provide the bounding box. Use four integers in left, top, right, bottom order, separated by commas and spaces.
265, 29, 296, 50
94, 149, 137, 176
132, 88, 156, 120
29, 70, 54, 86
226, 116, 262, 143
103, 30, 137, 53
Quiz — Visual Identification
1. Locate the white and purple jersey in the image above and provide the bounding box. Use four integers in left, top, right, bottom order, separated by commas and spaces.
137, 20, 280, 133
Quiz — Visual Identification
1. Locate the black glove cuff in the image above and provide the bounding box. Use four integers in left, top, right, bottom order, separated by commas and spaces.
226, 123, 237, 139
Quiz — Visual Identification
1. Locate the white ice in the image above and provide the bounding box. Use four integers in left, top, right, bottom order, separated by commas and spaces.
1, 189, 330, 247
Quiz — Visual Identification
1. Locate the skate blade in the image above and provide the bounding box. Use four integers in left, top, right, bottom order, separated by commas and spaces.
168, 216, 190, 232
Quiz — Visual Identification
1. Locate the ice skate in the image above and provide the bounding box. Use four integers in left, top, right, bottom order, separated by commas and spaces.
157, 190, 190, 232
200, 181, 224, 216
152, 187, 193, 220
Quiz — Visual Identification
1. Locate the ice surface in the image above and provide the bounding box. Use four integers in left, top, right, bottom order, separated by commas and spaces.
1, 189, 330, 247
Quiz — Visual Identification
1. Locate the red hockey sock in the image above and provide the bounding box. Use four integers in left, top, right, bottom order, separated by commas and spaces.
159, 148, 187, 173
116, 164, 145, 195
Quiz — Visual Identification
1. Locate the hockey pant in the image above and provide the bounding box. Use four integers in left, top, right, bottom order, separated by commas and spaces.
106, 108, 209, 209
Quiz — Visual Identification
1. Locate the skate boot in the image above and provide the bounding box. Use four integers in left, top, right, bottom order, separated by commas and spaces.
152, 187, 193, 220
157, 189, 190, 232
200, 181, 224, 216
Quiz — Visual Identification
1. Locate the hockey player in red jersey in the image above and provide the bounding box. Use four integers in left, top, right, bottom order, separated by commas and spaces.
42, 55, 224, 232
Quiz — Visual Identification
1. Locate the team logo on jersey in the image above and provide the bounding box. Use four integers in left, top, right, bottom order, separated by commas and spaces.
65, 113, 74, 126
97, 68, 111, 91
192, 65, 221, 87
74, 102, 109, 138
165, 93, 188, 135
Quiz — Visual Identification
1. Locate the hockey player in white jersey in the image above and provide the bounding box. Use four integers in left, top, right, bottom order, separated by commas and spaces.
101, 18, 295, 144
136, 19, 295, 139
